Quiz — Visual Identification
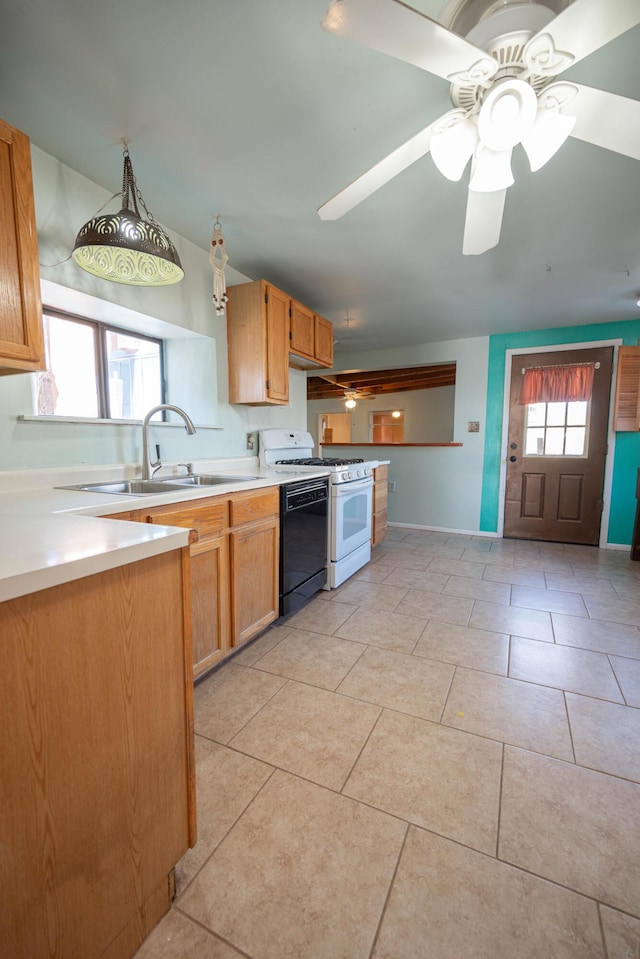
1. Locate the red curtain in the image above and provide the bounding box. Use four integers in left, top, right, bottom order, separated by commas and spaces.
519, 364, 595, 405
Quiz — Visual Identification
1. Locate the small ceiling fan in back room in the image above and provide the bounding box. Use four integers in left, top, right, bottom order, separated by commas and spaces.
317, 0, 640, 254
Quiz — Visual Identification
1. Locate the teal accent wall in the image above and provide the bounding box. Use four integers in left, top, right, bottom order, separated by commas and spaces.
480, 319, 640, 545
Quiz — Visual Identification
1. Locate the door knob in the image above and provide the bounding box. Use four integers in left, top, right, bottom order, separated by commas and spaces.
510, 443, 517, 450
509, 455, 517, 462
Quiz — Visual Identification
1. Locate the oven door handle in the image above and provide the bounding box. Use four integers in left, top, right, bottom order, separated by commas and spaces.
332, 477, 374, 495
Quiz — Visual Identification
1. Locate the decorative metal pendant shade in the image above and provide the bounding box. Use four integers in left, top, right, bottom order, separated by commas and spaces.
72, 143, 184, 286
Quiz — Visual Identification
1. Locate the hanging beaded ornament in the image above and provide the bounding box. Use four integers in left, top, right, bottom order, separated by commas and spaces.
210, 217, 228, 315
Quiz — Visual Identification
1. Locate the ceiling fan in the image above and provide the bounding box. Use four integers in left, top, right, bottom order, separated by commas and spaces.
317, 0, 640, 254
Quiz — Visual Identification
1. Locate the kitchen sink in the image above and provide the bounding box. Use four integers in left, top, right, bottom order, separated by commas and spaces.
164, 474, 260, 486
57, 480, 190, 495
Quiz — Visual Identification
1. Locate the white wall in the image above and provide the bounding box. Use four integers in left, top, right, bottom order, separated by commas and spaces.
307, 386, 455, 446
315, 339, 489, 533
0, 146, 306, 471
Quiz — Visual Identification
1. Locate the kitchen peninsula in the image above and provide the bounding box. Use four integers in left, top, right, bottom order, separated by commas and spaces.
0, 460, 327, 959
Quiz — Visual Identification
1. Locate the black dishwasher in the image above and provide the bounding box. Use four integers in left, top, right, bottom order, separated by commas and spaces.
279, 477, 329, 616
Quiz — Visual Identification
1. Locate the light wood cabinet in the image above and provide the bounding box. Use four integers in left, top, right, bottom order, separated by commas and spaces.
372, 464, 388, 547
0, 117, 45, 375
227, 279, 289, 405
613, 345, 640, 431
227, 279, 333, 404
289, 297, 315, 359
228, 488, 279, 647
314, 314, 334, 367
0, 549, 195, 959
138, 498, 231, 678
289, 302, 334, 370
132, 487, 279, 676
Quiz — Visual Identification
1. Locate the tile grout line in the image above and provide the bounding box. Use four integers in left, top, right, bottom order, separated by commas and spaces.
170, 908, 256, 959
365, 822, 411, 959
563, 690, 578, 765
173, 763, 279, 903
596, 902, 611, 959
495, 743, 505, 860
339, 705, 385, 796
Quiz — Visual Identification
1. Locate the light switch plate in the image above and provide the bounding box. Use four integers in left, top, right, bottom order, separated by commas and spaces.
468, 421, 480, 433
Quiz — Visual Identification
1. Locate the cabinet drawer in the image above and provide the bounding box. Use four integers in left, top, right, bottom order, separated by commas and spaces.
229, 488, 279, 527
142, 498, 228, 540
374, 465, 388, 482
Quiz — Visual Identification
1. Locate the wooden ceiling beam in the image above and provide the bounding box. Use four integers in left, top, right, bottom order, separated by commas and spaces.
307, 363, 456, 400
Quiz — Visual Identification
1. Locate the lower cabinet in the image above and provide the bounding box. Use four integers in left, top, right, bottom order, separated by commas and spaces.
134, 487, 279, 678
1, 549, 195, 959
230, 516, 279, 646
372, 465, 388, 547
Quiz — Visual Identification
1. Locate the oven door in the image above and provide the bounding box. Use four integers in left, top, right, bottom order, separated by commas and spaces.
330, 477, 373, 562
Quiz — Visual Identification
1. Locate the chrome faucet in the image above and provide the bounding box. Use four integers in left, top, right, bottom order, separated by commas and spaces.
141, 404, 196, 479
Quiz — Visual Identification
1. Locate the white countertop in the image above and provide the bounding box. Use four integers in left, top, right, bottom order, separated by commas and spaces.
0, 461, 329, 603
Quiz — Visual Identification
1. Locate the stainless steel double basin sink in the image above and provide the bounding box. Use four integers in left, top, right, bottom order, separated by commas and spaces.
58, 475, 260, 495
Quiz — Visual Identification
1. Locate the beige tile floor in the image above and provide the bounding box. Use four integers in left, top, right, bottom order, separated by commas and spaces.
135, 529, 640, 959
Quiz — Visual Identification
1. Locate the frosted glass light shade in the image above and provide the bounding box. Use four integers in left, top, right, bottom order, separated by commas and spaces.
469, 146, 514, 192
430, 117, 479, 182
522, 109, 577, 172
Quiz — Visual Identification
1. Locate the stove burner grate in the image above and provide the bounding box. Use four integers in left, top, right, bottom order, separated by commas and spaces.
276, 457, 365, 467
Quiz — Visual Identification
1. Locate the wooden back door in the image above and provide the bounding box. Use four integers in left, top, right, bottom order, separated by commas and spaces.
503, 346, 613, 545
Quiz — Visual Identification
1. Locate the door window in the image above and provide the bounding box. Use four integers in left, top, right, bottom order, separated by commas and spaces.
523, 401, 588, 456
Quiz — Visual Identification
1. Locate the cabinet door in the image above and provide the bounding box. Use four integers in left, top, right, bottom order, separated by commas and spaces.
314, 315, 334, 367
191, 534, 230, 677
0, 118, 45, 374
265, 284, 289, 403
230, 517, 279, 646
290, 299, 315, 359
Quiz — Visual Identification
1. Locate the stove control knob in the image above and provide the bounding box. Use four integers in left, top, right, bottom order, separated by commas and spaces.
347, 471, 353, 480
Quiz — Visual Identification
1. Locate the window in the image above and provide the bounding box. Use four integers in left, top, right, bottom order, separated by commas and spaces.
523, 401, 589, 456
370, 410, 405, 444
36, 310, 165, 419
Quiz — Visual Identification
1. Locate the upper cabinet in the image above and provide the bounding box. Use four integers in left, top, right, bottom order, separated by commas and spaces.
227, 280, 289, 405
227, 279, 333, 405
289, 300, 334, 370
0, 118, 45, 375
313, 314, 334, 367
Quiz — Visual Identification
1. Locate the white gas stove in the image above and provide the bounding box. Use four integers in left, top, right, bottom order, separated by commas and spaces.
258, 429, 377, 485
259, 430, 375, 589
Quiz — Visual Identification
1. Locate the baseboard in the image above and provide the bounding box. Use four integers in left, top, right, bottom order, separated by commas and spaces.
387, 522, 498, 538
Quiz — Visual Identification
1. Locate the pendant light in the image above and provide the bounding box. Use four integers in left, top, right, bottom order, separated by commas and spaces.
72, 142, 184, 286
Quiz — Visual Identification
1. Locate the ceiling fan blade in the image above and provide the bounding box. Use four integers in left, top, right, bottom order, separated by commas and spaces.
462, 189, 506, 256
322, 0, 496, 84
525, 0, 640, 76
568, 84, 640, 161
317, 120, 436, 220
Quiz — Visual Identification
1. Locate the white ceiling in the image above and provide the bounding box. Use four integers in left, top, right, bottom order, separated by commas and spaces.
2, 0, 640, 354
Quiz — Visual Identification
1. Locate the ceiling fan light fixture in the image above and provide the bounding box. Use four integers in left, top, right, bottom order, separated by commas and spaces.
72, 143, 184, 287
430, 117, 479, 181
344, 391, 357, 409
469, 145, 514, 192
477, 78, 538, 151
521, 108, 576, 172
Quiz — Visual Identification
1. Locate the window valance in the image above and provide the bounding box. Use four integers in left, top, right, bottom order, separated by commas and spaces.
519, 362, 597, 405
